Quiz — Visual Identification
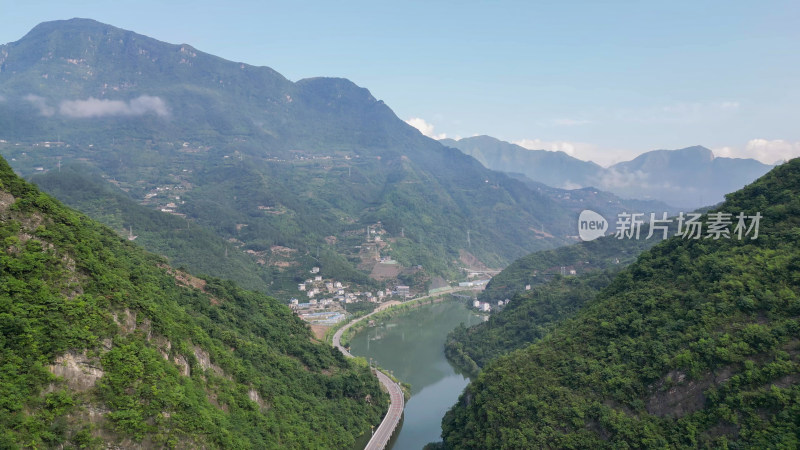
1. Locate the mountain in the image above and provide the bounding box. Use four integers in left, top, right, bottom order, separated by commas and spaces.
440, 136, 604, 190
0, 155, 387, 448
29, 163, 276, 293
0, 19, 588, 296
446, 270, 620, 374
609, 145, 774, 208
445, 221, 679, 374
443, 136, 773, 209
440, 159, 800, 448
503, 172, 677, 230
476, 226, 663, 304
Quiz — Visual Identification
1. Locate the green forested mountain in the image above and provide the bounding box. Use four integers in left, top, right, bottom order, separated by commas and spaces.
441, 159, 800, 448
0, 18, 583, 292
478, 230, 660, 303
0, 156, 386, 448
446, 269, 622, 374
446, 227, 669, 374
447, 215, 681, 375
29, 164, 276, 293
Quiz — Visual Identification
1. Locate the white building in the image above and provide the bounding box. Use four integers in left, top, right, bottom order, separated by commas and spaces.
481, 303, 491, 312
298, 283, 306, 291
473, 300, 481, 308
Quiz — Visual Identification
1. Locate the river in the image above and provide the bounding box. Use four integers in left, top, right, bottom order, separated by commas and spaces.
349, 299, 482, 449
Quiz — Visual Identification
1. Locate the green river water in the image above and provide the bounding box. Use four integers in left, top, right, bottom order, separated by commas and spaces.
349, 300, 483, 449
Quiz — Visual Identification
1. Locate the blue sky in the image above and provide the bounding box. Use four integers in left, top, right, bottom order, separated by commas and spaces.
2, 0, 798, 165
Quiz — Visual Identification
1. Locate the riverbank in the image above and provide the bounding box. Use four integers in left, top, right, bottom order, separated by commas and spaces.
339, 295, 457, 348
348, 300, 481, 449
331, 304, 406, 450
333, 286, 483, 349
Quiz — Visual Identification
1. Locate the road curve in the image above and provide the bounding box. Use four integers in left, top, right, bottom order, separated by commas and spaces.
331, 288, 483, 449
332, 303, 404, 450
369, 370, 404, 450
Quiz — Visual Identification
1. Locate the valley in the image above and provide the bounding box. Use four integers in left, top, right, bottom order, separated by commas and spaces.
0, 14, 796, 450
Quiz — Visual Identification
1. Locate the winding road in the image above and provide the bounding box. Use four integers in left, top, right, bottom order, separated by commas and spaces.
332, 287, 484, 449
333, 303, 404, 450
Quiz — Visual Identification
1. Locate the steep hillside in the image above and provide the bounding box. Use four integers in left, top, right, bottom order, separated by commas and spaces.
0, 156, 386, 448
0, 19, 578, 292
29, 164, 276, 293
441, 159, 800, 448
477, 231, 661, 303
446, 227, 673, 374
447, 269, 620, 374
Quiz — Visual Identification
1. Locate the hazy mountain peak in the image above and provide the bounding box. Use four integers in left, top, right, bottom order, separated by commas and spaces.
446, 136, 772, 208
620, 145, 715, 169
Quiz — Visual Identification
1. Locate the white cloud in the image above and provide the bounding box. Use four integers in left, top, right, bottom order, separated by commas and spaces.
22, 94, 169, 119
59, 95, 168, 118
597, 167, 650, 189
715, 139, 800, 164
24, 94, 55, 116
405, 117, 448, 140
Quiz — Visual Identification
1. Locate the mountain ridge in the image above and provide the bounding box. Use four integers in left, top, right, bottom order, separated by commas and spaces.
0, 19, 590, 296
443, 135, 773, 208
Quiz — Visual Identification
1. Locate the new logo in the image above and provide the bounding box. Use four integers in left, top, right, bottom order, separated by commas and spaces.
578, 210, 608, 241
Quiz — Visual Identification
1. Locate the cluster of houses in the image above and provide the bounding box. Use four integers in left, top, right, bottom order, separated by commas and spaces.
472, 297, 510, 313
291, 267, 409, 312
142, 184, 187, 216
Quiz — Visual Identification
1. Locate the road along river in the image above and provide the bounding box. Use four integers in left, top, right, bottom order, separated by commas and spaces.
348, 300, 482, 449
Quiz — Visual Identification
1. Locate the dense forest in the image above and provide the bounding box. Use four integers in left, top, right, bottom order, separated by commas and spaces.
478, 229, 660, 303
30, 164, 278, 293
0, 156, 387, 448
448, 221, 682, 373
446, 269, 622, 374
441, 159, 800, 448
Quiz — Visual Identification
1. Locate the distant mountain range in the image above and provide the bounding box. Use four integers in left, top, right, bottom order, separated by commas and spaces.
0, 19, 676, 296
442, 136, 773, 208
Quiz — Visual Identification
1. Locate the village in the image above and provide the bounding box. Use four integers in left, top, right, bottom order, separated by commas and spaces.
291, 264, 413, 326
